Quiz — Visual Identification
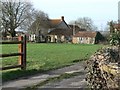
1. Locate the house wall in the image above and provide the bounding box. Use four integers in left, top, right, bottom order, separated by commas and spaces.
72, 37, 95, 44
72, 37, 78, 43
49, 35, 56, 42
49, 35, 65, 43
60, 35, 65, 42
29, 34, 36, 42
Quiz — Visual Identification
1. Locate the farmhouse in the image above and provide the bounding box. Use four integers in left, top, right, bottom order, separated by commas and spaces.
48, 16, 71, 43
29, 16, 104, 44
47, 16, 87, 43
48, 28, 70, 43
72, 31, 104, 44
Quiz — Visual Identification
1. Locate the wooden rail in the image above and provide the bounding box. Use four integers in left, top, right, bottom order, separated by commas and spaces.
0, 41, 23, 44
0, 35, 27, 70
0, 53, 23, 57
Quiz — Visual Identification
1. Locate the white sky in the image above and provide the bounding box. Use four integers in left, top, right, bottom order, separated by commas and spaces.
31, 0, 119, 30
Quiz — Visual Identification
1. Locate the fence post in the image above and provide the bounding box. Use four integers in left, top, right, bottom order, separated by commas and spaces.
18, 36, 24, 69
18, 35, 27, 70
23, 35, 26, 70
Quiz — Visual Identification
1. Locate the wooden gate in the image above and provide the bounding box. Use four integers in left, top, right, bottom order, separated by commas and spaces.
0, 35, 27, 70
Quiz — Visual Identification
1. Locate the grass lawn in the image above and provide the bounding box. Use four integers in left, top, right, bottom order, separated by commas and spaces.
1, 43, 103, 82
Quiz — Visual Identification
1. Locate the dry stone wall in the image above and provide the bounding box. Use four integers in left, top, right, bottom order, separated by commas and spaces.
85, 46, 120, 89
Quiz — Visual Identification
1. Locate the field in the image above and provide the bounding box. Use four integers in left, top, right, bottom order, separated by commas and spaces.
1, 43, 103, 81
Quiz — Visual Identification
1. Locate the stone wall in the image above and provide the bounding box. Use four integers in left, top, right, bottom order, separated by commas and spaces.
85, 46, 120, 89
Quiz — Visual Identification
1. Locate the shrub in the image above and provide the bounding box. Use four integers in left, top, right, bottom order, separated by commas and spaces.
109, 30, 120, 46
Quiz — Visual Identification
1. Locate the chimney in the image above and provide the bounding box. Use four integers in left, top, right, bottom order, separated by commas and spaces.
61, 16, 64, 21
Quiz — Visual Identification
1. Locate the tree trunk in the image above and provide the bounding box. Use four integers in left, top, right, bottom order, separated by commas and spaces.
11, 29, 16, 37
2, 30, 7, 37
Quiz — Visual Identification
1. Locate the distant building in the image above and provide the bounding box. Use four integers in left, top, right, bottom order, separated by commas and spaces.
72, 31, 104, 44
47, 16, 86, 43
48, 16, 71, 43
29, 16, 103, 44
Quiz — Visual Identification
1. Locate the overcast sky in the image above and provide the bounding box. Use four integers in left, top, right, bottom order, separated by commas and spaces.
31, 0, 119, 30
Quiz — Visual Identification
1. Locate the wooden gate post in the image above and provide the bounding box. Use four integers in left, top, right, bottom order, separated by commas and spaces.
22, 35, 26, 70
0, 36, 27, 70
18, 35, 26, 70
18, 36, 24, 69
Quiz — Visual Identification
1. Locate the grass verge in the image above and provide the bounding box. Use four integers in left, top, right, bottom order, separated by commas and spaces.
2, 43, 103, 82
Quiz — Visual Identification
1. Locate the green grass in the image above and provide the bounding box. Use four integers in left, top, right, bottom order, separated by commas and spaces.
1, 43, 103, 82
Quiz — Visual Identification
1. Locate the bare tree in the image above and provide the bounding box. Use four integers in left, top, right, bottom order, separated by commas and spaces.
1, 0, 32, 37
28, 10, 50, 35
19, 7, 36, 32
69, 17, 98, 31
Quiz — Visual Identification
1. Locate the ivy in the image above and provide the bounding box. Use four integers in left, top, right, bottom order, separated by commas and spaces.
109, 31, 120, 46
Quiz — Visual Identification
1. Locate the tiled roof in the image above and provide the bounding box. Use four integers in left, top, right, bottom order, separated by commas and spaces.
73, 31, 97, 38
48, 16, 70, 29
49, 19, 62, 27
48, 25, 87, 36
48, 28, 71, 36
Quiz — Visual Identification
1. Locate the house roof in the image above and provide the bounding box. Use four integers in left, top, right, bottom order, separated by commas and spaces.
48, 16, 69, 28
48, 25, 87, 36
73, 31, 97, 38
48, 28, 71, 36
49, 19, 62, 27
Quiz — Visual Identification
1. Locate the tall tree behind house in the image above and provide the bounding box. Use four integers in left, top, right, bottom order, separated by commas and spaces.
69, 17, 98, 31
28, 10, 50, 35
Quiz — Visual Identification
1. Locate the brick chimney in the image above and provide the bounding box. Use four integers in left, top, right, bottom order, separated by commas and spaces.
61, 16, 64, 21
